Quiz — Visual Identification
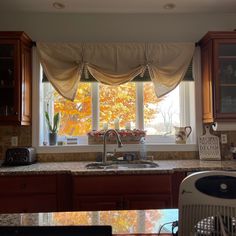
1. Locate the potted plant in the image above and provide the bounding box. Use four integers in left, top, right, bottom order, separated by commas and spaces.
45, 111, 60, 145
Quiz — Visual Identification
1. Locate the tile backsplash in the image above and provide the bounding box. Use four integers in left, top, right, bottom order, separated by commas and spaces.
0, 126, 31, 160
1, 125, 236, 162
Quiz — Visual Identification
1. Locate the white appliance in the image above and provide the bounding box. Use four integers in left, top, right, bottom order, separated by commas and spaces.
178, 171, 236, 236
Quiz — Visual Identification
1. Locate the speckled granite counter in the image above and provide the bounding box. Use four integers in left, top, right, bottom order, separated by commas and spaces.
0, 209, 178, 234
0, 160, 236, 175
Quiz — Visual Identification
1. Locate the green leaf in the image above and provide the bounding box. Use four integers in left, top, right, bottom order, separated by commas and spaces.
52, 112, 60, 133
45, 111, 60, 133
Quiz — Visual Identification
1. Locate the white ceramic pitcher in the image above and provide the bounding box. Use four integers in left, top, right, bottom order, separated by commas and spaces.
174, 126, 192, 144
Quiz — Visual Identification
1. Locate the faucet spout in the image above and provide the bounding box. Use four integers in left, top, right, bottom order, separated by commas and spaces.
103, 129, 123, 164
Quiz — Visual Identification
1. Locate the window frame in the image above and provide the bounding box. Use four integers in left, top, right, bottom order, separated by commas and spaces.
32, 50, 199, 154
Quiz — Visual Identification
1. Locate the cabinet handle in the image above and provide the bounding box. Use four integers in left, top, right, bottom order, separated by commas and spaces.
15, 112, 18, 115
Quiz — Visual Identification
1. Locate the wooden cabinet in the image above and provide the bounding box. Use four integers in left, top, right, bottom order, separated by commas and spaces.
72, 172, 185, 211
0, 174, 71, 213
0, 172, 185, 213
123, 194, 171, 210
199, 31, 236, 123
0, 31, 33, 125
74, 195, 123, 211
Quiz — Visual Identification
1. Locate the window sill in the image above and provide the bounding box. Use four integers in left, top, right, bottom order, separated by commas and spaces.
36, 143, 198, 153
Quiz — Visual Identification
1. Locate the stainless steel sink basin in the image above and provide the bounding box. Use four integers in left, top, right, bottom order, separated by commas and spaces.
104, 162, 158, 169
86, 162, 109, 169
85, 161, 158, 170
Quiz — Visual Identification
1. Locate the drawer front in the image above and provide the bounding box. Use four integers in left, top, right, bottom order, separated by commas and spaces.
73, 195, 123, 211
73, 174, 172, 195
124, 194, 172, 210
0, 175, 57, 194
0, 194, 57, 213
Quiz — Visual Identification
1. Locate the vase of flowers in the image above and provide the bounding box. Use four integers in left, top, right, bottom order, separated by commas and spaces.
45, 111, 60, 145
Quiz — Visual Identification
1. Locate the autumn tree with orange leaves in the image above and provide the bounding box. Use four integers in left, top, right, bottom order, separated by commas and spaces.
52, 210, 163, 233
53, 82, 160, 136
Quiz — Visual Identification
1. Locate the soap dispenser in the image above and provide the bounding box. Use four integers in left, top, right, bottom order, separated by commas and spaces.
139, 137, 146, 160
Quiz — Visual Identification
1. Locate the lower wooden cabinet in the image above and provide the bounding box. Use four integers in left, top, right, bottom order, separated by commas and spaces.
124, 194, 171, 210
0, 195, 57, 213
0, 172, 185, 213
74, 195, 123, 211
73, 194, 171, 211
0, 174, 71, 213
72, 172, 185, 211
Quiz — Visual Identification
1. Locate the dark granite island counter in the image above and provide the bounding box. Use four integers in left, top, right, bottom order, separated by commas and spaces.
0, 209, 178, 235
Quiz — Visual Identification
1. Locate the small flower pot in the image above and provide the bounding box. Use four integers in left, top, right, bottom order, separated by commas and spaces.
49, 132, 57, 145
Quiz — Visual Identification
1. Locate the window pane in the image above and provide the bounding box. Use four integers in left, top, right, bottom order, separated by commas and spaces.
99, 83, 136, 129
144, 82, 180, 135
52, 83, 92, 136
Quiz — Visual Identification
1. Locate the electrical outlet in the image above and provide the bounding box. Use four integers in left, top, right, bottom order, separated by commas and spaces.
221, 134, 227, 144
11, 136, 18, 146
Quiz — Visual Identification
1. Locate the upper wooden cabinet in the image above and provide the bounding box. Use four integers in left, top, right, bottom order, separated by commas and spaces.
0, 31, 33, 125
199, 31, 236, 123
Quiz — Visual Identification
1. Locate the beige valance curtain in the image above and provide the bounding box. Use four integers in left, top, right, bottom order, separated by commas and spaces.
37, 42, 195, 101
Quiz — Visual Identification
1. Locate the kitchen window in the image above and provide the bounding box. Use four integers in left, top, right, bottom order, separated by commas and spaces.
32, 45, 199, 153
33, 70, 196, 152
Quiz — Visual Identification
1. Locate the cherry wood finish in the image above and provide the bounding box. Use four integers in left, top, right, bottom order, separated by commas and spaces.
74, 195, 123, 211
0, 172, 185, 213
56, 173, 73, 211
0, 195, 57, 213
72, 172, 185, 211
199, 31, 236, 123
124, 194, 171, 210
0, 174, 71, 213
0, 31, 33, 125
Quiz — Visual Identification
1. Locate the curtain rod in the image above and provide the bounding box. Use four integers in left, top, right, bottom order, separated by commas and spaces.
32, 41, 199, 47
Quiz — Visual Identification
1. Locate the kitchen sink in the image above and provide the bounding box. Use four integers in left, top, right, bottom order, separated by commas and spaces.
85, 161, 159, 170
104, 162, 158, 169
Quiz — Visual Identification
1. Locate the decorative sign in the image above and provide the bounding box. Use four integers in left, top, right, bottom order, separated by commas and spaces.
198, 125, 221, 161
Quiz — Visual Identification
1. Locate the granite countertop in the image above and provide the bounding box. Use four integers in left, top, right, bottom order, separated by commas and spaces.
0, 159, 236, 175
0, 209, 178, 234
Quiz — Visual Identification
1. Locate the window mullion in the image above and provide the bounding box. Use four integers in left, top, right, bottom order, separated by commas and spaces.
179, 82, 189, 126
136, 82, 144, 130
92, 83, 99, 130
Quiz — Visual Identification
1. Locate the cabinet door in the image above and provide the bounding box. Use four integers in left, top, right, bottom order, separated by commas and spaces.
73, 196, 123, 211
0, 175, 58, 213
0, 175, 57, 194
124, 194, 171, 210
201, 41, 214, 123
0, 32, 32, 125
0, 194, 57, 213
214, 39, 236, 120
72, 174, 175, 211
20, 43, 32, 124
0, 40, 19, 123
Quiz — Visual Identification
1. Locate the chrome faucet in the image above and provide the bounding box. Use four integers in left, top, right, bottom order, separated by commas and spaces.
103, 129, 123, 164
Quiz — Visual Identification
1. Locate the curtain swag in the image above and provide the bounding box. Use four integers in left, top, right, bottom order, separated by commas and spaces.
36, 42, 195, 101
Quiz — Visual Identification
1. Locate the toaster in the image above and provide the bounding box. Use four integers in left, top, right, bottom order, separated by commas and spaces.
4, 147, 36, 166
